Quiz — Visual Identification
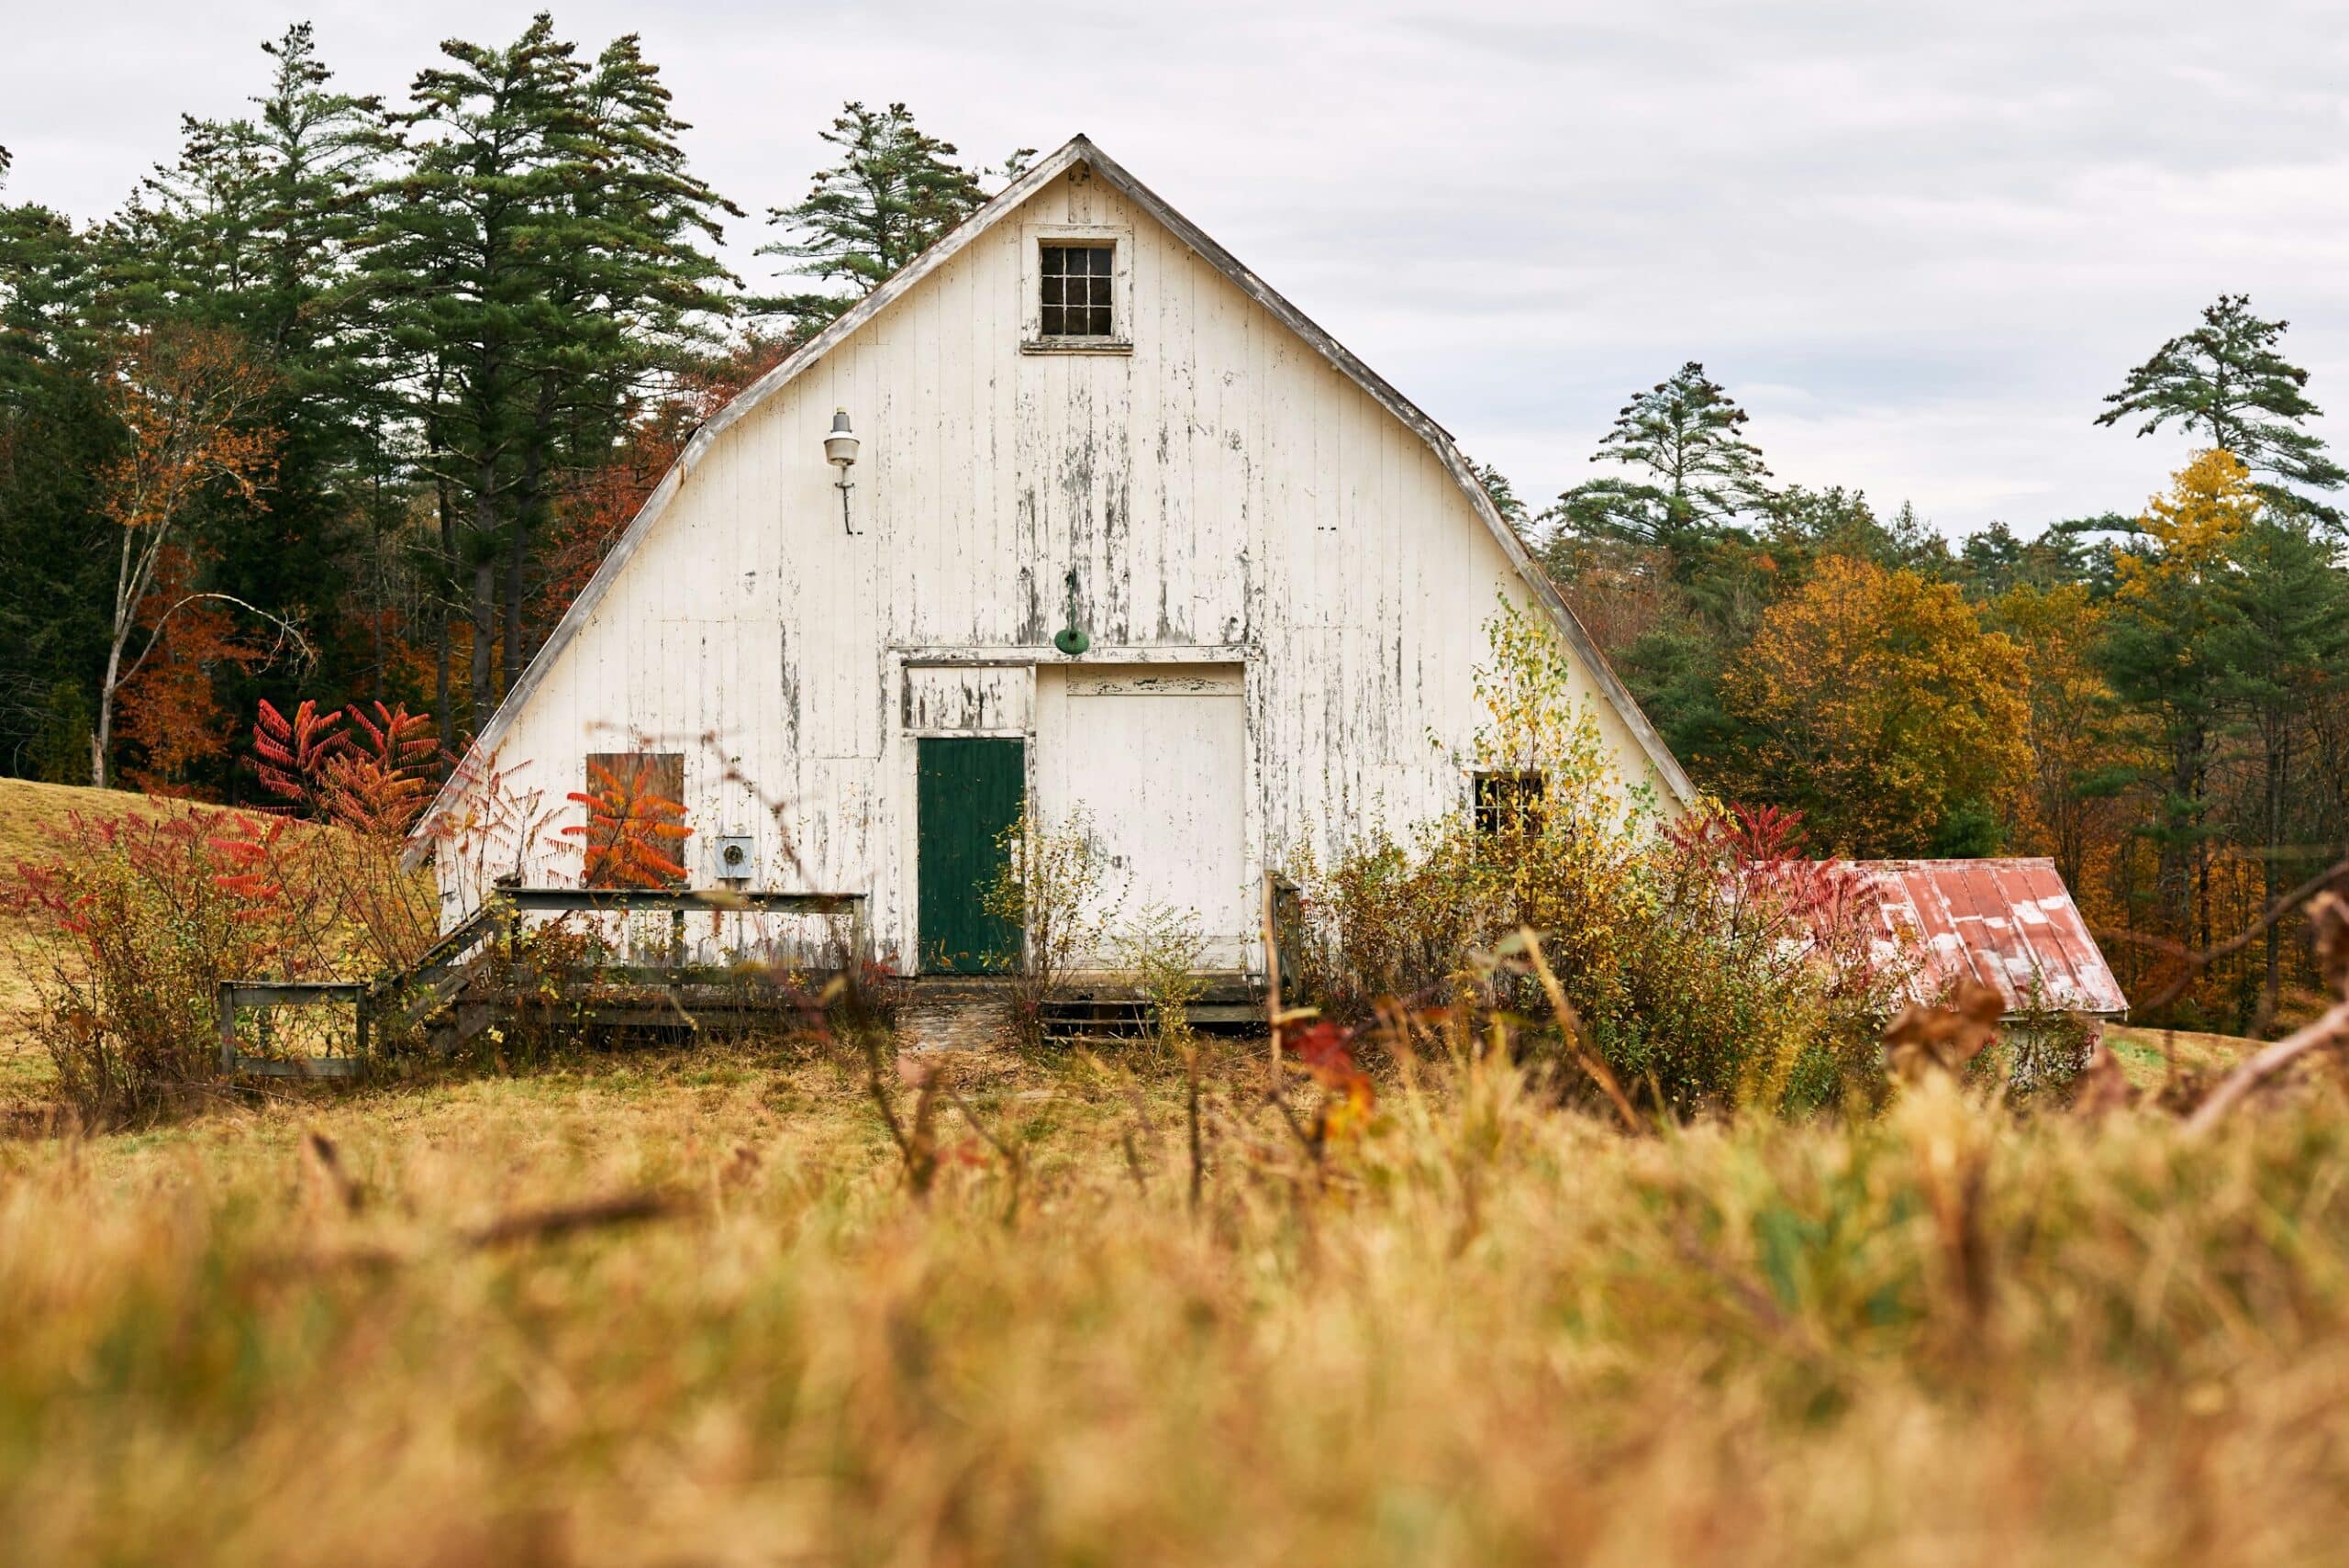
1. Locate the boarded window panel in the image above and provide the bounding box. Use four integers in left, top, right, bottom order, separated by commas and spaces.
582, 751, 687, 888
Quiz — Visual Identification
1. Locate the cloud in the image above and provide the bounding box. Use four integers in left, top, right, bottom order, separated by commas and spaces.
7, 0, 2344, 536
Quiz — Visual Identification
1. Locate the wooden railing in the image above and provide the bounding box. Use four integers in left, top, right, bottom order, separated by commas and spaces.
218, 887, 867, 1078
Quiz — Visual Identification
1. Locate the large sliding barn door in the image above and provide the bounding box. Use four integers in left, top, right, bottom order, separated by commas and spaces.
1036, 666, 1252, 972
916, 737, 1026, 973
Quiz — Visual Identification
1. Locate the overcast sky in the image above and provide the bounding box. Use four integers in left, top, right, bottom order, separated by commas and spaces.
9, 1, 2349, 538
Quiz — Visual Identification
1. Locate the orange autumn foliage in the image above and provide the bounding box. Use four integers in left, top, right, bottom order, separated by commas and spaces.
1723, 555, 2032, 856
116, 547, 262, 792
564, 761, 691, 890
93, 326, 282, 788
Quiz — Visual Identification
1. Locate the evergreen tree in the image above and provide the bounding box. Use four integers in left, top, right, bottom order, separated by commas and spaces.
497, 30, 740, 691
1537, 369, 1787, 787
363, 15, 589, 728
1763, 486, 1951, 576
1547, 362, 1774, 552
2098, 294, 2347, 525
1954, 518, 2103, 601
2212, 514, 2349, 1028
105, 26, 395, 762
363, 16, 738, 732
2098, 451, 2261, 953
1472, 461, 1530, 534
760, 103, 1025, 334
0, 174, 119, 778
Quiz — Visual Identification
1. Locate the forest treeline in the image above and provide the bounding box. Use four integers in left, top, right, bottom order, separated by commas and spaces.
1515, 333, 2349, 1035
0, 18, 1025, 791
3, 17, 2345, 1032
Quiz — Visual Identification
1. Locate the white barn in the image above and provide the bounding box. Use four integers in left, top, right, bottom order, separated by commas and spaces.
413, 135, 1692, 976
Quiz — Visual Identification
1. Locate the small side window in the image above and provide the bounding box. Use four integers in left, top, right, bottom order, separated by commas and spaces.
1040, 242, 1115, 338
1473, 771, 1545, 837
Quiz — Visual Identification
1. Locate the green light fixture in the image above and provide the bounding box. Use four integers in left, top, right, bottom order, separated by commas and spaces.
1053, 567, 1089, 657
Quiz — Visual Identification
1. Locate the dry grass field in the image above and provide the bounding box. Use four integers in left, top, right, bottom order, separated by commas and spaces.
6, 778, 2341, 1566
5, 1035, 2349, 1567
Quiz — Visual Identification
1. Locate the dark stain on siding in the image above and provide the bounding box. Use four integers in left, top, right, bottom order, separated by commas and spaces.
778, 626, 802, 751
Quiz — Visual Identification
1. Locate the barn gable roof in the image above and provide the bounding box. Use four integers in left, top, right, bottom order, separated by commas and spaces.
409, 133, 1693, 852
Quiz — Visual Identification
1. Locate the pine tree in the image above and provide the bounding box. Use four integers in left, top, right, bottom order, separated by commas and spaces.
2212, 514, 2349, 1028
498, 30, 740, 690
759, 103, 1025, 335
363, 16, 739, 730
362, 16, 584, 727
104, 27, 395, 755
2098, 451, 2261, 953
2098, 295, 2347, 525
1547, 361, 1774, 551
0, 177, 120, 778
1472, 461, 1530, 534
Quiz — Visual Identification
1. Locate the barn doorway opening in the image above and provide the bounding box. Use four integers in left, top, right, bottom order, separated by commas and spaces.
916, 737, 1027, 974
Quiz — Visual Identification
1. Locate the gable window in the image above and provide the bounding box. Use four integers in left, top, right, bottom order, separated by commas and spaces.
1022, 225, 1130, 353
1040, 242, 1115, 338
1473, 771, 1545, 837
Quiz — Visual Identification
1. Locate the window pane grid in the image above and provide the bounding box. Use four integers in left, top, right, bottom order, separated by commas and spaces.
1040, 243, 1116, 338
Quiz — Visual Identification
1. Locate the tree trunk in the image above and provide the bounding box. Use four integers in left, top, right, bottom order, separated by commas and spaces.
470, 467, 499, 725
93, 526, 139, 789
505, 386, 557, 698
2159, 726, 2203, 945
2257, 733, 2289, 1035
470, 557, 496, 727
434, 478, 455, 756
503, 512, 527, 698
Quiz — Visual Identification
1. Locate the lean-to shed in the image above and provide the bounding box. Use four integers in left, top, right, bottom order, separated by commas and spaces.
1856, 858, 2129, 1018
411, 134, 1692, 975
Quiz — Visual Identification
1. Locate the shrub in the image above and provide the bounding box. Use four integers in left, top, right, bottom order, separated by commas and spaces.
984, 807, 1109, 1049
1113, 902, 1209, 1063
245, 698, 441, 975
10, 806, 292, 1125
1285, 599, 1907, 1117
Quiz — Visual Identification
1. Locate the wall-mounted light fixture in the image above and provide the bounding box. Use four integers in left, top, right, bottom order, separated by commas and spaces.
1053, 566, 1090, 656
824, 408, 861, 535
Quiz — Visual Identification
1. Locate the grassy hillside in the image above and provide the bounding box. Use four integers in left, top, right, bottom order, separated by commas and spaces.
2, 1046, 2347, 1564
2105, 1023, 2253, 1088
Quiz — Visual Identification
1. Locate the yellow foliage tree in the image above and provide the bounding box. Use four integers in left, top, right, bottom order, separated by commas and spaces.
2115, 449, 2260, 602
1987, 581, 2138, 906
1724, 555, 2032, 856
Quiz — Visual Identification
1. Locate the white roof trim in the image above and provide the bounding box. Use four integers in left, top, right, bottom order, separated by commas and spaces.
408, 133, 1691, 858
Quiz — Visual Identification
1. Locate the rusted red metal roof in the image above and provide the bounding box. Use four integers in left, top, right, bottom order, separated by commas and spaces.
1852, 858, 2130, 1018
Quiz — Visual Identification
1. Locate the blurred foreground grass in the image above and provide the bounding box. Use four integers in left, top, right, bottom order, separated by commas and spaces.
3, 1040, 2347, 1566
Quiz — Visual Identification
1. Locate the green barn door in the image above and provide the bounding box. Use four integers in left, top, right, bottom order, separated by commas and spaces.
917, 738, 1026, 973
